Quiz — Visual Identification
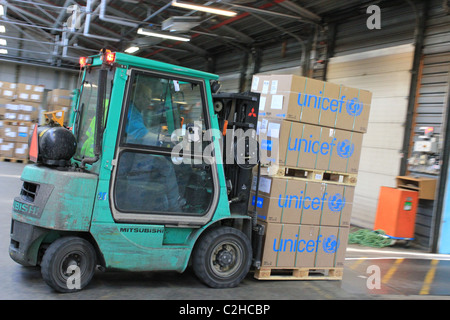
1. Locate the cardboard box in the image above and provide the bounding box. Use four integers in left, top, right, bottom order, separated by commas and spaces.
259, 222, 349, 268
396, 176, 437, 200
4, 112, 18, 121
250, 176, 354, 227
17, 83, 45, 94
258, 119, 364, 174
5, 102, 20, 112
16, 125, 31, 143
48, 89, 72, 107
16, 91, 30, 102
0, 142, 14, 157
3, 101, 39, 121
19, 102, 40, 120
16, 83, 45, 103
3, 125, 17, 142
0, 82, 17, 100
16, 113, 33, 122
14, 142, 29, 159
251, 74, 371, 133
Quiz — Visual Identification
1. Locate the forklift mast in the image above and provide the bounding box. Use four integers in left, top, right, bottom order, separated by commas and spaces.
212, 91, 264, 268
212, 92, 260, 215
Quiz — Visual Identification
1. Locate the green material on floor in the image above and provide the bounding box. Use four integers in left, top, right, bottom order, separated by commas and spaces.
348, 228, 393, 248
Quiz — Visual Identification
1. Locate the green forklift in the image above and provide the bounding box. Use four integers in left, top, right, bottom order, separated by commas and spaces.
9, 50, 264, 292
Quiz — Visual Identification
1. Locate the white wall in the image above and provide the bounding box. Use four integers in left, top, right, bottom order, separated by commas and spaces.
0, 61, 78, 90
327, 44, 415, 228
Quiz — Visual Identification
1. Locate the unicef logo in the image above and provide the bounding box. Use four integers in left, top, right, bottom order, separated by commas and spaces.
346, 98, 363, 116
322, 235, 340, 254
336, 139, 355, 158
328, 193, 346, 212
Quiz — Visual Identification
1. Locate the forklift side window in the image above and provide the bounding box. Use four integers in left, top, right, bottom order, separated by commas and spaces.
74, 67, 113, 160
122, 73, 205, 148
115, 151, 214, 215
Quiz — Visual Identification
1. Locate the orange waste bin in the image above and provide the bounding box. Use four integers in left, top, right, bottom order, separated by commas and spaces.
374, 186, 419, 240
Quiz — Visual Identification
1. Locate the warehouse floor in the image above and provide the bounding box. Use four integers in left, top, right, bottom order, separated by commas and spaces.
2, 161, 450, 300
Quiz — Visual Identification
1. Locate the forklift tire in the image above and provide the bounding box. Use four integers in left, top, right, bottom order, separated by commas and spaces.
192, 226, 252, 288
41, 237, 96, 293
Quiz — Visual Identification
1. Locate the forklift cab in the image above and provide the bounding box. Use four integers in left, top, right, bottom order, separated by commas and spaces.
9, 51, 262, 292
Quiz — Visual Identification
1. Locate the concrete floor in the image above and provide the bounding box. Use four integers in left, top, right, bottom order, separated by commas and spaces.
2, 160, 450, 301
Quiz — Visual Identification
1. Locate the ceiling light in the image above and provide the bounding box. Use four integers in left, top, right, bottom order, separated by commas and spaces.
0, 49, 7, 54
171, 0, 237, 17
0, 26, 5, 33
137, 28, 190, 42
0, 39, 7, 46
124, 46, 140, 54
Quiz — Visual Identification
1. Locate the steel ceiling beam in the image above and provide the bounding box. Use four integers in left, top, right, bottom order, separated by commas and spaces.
229, 3, 318, 24
98, 0, 147, 28
122, 1, 172, 37
30, 0, 58, 23
2, 2, 55, 27
276, 0, 321, 22
0, 18, 63, 33
179, 42, 208, 57
2, 7, 55, 41
217, 25, 254, 44
0, 0, 322, 69
51, 0, 74, 31
7, 22, 54, 52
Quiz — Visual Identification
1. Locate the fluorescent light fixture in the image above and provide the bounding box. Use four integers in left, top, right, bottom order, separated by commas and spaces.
0, 49, 7, 54
124, 46, 140, 54
0, 39, 7, 46
137, 28, 190, 42
171, 0, 237, 17
0, 5, 4, 16
0, 26, 5, 33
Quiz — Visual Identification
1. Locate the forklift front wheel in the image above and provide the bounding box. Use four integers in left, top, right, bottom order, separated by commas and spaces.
193, 226, 252, 288
41, 237, 97, 293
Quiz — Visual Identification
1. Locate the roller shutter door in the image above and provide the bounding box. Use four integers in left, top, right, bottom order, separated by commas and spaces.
413, 0, 450, 248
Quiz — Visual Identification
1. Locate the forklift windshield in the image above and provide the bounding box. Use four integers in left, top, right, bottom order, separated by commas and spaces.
73, 67, 114, 160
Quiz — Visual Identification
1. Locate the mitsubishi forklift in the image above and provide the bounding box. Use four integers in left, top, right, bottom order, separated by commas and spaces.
9, 50, 263, 292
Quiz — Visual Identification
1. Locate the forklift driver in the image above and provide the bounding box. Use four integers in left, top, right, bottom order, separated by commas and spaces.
125, 81, 158, 146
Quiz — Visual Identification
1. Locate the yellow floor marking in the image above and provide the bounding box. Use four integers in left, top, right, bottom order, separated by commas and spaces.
420, 259, 439, 295
349, 258, 368, 270
382, 258, 404, 284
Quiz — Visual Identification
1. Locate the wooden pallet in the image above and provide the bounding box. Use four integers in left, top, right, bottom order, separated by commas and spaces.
261, 165, 357, 186
254, 267, 343, 281
0, 157, 30, 164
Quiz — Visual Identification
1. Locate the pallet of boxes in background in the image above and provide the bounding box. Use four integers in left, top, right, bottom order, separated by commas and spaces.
0, 81, 44, 163
250, 74, 372, 280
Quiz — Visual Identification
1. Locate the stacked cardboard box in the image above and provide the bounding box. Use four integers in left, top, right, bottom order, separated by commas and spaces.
0, 81, 44, 160
250, 74, 372, 277
46, 89, 73, 125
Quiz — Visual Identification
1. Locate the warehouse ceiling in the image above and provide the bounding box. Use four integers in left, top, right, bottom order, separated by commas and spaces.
0, 0, 379, 70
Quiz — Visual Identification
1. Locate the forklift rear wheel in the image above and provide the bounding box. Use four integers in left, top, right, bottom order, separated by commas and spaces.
41, 237, 96, 293
193, 226, 252, 288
